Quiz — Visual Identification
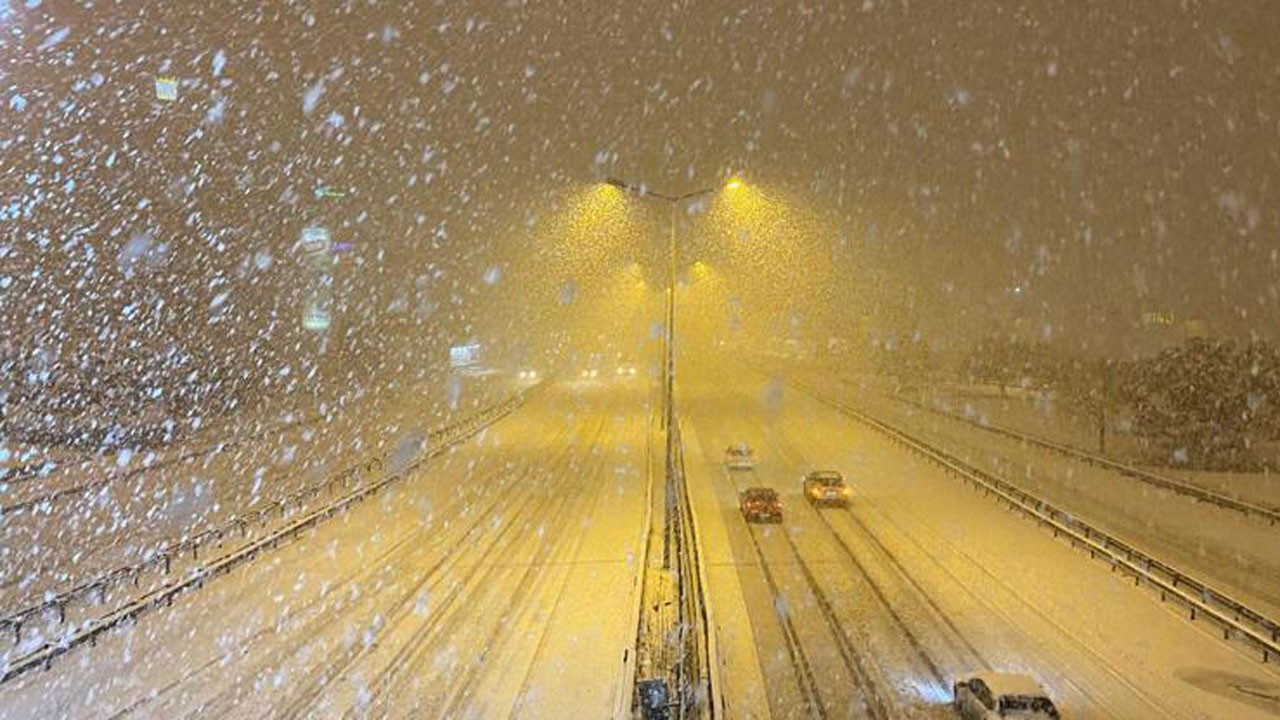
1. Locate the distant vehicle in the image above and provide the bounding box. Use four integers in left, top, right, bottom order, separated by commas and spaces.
803, 470, 851, 507
953, 673, 1060, 719
724, 443, 755, 470
614, 364, 638, 377
739, 487, 782, 524
579, 368, 599, 380
517, 368, 539, 381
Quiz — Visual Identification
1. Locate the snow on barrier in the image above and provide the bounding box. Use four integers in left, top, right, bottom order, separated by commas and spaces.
0, 387, 538, 683
668, 419, 722, 719
802, 384, 1280, 665
0, 405, 327, 517
897, 394, 1280, 526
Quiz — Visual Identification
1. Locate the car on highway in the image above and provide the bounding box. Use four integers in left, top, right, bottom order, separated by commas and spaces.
723, 443, 756, 470
953, 672, 1060, 719
739, 487, 783, 524
802, 470, 851, 507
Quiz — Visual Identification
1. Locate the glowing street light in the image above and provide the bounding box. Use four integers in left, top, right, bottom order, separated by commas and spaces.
603, 178, 718, 429
605, 175, 738, 572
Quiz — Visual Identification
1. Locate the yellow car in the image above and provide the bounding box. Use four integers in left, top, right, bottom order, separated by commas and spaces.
802, 471, 851, 507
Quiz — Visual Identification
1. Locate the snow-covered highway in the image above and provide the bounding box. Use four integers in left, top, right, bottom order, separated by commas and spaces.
0, 378, 653, 719
678, 357, 1280, 719
4, 358, 1280, 718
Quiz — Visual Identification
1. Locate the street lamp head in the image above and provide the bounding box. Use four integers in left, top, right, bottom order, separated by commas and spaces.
725, 177, 744, 190
604, 176, 709, 202
605, 177, 648, 196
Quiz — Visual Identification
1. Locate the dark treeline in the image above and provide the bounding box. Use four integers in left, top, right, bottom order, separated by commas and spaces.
960, 336, 1280, 470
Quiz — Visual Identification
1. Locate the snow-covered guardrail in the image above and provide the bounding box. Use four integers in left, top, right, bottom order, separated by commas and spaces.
1, 453, 380, 641
805, 386, 1280, 664
669, 420, 722, 718
0, 406, 328, 516
0, 388, 535, 681
1, 463, 414, 683
897, 394, 1280, 526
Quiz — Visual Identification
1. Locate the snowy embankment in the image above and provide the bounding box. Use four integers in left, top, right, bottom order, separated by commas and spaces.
0, 371, 520, 612
919, 382, 1280, 510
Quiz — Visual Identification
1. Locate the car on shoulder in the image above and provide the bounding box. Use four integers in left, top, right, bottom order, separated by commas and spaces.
802, 470, 851, 507
739, 487, 783, 524
953, 672, 1060, 719
723, 443, 756, 470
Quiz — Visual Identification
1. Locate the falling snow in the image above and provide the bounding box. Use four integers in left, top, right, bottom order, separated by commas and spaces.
1, 4, 1278, 719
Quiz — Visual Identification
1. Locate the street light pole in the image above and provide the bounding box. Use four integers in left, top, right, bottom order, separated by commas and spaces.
604, 177, 713, 433
605, 177, 714, 579
603, 176, 739, 712
666, 202, 677, 433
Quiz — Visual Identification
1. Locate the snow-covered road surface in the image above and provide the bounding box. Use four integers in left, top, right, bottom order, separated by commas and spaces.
681, 357, 1280, 719
4, 361, 1279, 718
0, 378, 652, 719
804, 368, 1280, 625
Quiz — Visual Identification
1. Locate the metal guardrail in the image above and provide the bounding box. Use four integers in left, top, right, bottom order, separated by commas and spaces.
806, 387, 1280, 664
1, 407, 327, 515
897, 393, 1280, 526
0, 391, 531, 680
0, 458, 59, 485
667, 420, 719, 719
2, 465, 414, 683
